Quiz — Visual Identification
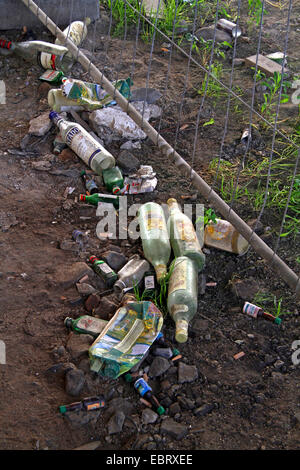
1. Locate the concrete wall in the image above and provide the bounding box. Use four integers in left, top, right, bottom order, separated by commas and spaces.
0, 0, 99, 30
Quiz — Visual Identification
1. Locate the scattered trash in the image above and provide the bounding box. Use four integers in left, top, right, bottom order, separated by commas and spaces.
142, 0, 166, 19
80, 192, 120, 208
217, 19, 242, 38
89, 300, 163, 378
102, 166, 124, 193
80, 170, 99, 195
241, 128, 251, 145
59, 395, 105, 414
243, 301, 282, 325
204, 219, 249, 255
49, 111, 115, 175
233, 351, 245, 360
89, 255, 118, 288
134, 377, 165, 415
167, 257, 198, 343
64, 315, 108, 337
39, 69, 65, 85
113, 255, 150, 295
266, 52, 287, 66
138, 202, 171, 283
167, 198, 205, 270
244, 54, 288, 76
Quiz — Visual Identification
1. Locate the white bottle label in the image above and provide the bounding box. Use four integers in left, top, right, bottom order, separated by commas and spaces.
64, 126, 104, 168
144, 275, 155, 290
40, 52, 56, 70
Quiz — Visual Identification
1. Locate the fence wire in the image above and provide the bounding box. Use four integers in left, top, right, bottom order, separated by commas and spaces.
19, 0, 300, 297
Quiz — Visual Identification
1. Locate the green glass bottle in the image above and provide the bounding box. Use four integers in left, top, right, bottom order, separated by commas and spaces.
167, 198, 205, 271
167, 256, 198, 343
138, 202, 171, 283
64, 315, 108, 337
89, 255, 118, 287
102, 166, 124, 194
79, 193, 119, 208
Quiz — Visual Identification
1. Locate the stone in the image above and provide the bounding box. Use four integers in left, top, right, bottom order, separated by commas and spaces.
58, 148, 78, 162
194, 403, 215, 417
148, 357, 171, 378
59, 240, 78, 252
31, 161, 52, 171
178, 362, 198, 384
66, 333, 94, 360
64, 410, 101, 429
231, 277, 260, 301
142, 408, 158, 425
94, 296, 118, 320
52, 262, 94, 290
247, 218, 264, 236
106, 398, 134, 416
29, 112, 52, 137
130, 88, 162, 104
177, 396, 195, 410
245, 54, 288, 76
84, 293, 101, 312
117, 151, 140, 175
65, 368, 85, 396
169, 402, 181, 416
73, 441, 101, 450
101, 250, 127, 272
76, 283, 98, 296
37, 82, 51, 99
195, 26, 232, 44
108, 411, 125, 434
160, 418, 188, 440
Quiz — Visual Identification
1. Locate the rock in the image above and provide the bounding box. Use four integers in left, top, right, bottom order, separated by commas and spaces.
142, 408, 158, 425
37, 82, 51, 98
58, 148, 78, 162
117, 151, 140, 175
45, 362, 76, 377
195, 26, 232, 44
76, 283, 98, 296
130, 87, 162, 104
29, 112, 52, 136
194, 403, 215, 417
52, 262, 94, 290
178, 362, 198, 384
169, 402, 181, 416
108, 411, 125, 434
274, 360, 285, 371
94, 296, 118, 320
64, 409, 101, 429
31, 160, 52, 171
106, 398, 134, 416
148, 357, 171, 378
192, 319, 209, 333
177, 396, 195, 410
73, 441, 101, 450
101, 250, 127, 272
84, 293, 101, 312
231, 277, 260, 301
65, 368, 85, 396
160, 418, 188, 440
66, 333, 94, 360
59, 240, 78, 252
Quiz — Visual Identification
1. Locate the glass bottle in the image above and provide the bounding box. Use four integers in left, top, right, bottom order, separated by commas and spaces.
102, 166, 124, 194
243, 302, 282, 325
49, 111, 115, 175
138, 202, 171, 283
134, 378, 165, 415
167, 198, 205, 271
204, 219, 249, 255
80, 170, 99, 195
167, 256, 198, 343
89, 255, 118, 288
113, 255, 150, 294
79, 193, 119, 208
64, 315, 108, 337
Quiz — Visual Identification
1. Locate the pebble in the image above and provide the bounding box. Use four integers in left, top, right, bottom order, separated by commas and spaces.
58, 148, 78, 162
178, 362, 198, 384
65, 368, 85, 396
51, 262, 94, 290
177, 396, 195, 410
94, 296, 118, 320
84, 293, 101, 312
169, 402, 181, 416
148, 356, 171, 378
194, 403, 215, 417
66, 333, 94, 360
108, 411, 125, 434
117, 150, 140, 175
101, 250, 127, 272
142, 408, 158, 425
231, 277, 260, 301
160, 418, 188, 440
29, 111, 52, 136
76, 283, 97, 296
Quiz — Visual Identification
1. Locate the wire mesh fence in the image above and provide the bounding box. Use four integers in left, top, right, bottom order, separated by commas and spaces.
10, 0, 300, 296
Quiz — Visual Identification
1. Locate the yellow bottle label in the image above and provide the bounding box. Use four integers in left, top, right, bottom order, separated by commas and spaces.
168, 261, 187, 294
175, 219, 197, 242
146, 214, 164, 231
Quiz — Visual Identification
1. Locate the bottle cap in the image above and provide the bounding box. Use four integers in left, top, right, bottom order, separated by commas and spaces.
79, 194, 86, 201
275, 317, 282, 325
59, 405, 67, 414
103, 360, 120, 379
156, 406, 165, 416
89, 255, 97, 263
175, 319, 189, 343
64, 317, 73, 328
49, 110, 59, 121
167, 198, 177, 205
172, 348, 180, 356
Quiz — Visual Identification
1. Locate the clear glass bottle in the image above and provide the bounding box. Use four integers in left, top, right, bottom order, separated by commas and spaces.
113, 255, 150, 295
167, 198, 205, 271
138, 202, 171, 283
64, 315, 108, 337
204, 219, 249, 255
167, 256, 198, 343
49, 111, 115, 175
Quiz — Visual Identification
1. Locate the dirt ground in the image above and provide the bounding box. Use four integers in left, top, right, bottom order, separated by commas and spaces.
0, 2, 299, 452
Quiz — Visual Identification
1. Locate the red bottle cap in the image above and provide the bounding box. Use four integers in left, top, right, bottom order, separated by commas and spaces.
79, 194, 86, 201
89, 255, 98, 263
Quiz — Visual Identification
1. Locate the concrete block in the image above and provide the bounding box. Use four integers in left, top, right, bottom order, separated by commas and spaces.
0, 0, 99, 30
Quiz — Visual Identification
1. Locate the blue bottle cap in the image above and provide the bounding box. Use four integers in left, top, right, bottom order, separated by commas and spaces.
49, 111, 59, 120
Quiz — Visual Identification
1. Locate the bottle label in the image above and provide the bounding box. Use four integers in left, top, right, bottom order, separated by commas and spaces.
175, 220, 197, 242
206, 220, 231, 241
39, 52, 57, 70
168, 261, 187, 294
134, 378, 151, 396
144, 275, 155, 290
65, 126, 81, 145
146, 215, 164, 231
171, 304, 189, 316
243, 302, 260, 318
97, 262, 113, 275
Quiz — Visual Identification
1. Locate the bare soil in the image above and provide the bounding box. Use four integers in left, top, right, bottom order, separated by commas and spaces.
0, 2, 299, 451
